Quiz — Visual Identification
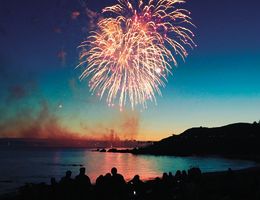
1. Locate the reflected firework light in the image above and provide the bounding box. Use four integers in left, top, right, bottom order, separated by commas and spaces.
78, 0, 196, 110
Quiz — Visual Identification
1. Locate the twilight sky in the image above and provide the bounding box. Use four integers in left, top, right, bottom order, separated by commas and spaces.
0, 0, 260, 141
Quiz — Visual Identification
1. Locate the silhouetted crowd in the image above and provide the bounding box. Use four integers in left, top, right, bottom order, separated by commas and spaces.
18, 167, 260, 200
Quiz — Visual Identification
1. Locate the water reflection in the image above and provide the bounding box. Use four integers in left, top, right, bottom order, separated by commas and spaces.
85, 152, 160, 181
0, 148, 256, 194
50, 150, 255, 183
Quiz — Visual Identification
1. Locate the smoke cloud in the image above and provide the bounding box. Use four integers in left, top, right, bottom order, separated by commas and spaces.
6, 81, 37, 102
0, 100, 77, 139
0, 97, 140, 141
80, 110, 140, 141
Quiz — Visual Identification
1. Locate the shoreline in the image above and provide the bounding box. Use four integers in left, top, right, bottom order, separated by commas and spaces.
96, 148, 260, 162
1, 166, 260, 200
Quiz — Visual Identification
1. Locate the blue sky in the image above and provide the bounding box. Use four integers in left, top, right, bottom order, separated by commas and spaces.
0, 0, 260, 140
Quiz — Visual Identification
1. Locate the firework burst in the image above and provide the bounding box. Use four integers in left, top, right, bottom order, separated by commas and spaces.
78, 0, 196, 110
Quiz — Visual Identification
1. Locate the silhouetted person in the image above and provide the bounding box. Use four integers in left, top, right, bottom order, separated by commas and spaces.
99, 173, 113, 199
95, 175, 105, 199
103, 172, 112, 189
181, 170, 188, 181
60, 170, 74, 200
75, 167, 91, 187
129, 175, 143, 186
110, 167, 126, 199
60, 170, 73, 184
188, 167, 202, 182
96, 175, 104, 187
175, 170, 182, 183
168, 172, 174, 179
49, 177, 58, 199
51, 177, 57, 186
162, 172, 168, 181
111, 167, 125, 184
74, 167, 91, 199
128, 175, 145, 198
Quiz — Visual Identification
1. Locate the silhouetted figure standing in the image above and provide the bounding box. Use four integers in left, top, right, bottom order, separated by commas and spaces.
60, 170, 73, 185
175, 170, 182, 183
75, 167, 91, 187
103, 173, 113, 199
75, 167, 91, 199
60, 170, 74, 200
111, 167, 125, 184
95, 175, 105, 200
50, 177, 58, 198
110, 167, 126, 200
95, 175, 104, 188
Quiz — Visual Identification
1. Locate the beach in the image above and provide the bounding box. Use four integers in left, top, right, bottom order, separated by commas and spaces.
1, 166, 260, 200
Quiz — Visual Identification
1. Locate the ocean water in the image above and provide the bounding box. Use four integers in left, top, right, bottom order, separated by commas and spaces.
0, 148, 256, 194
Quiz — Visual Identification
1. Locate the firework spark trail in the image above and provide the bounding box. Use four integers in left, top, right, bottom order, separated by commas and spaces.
78, 0, 196, 110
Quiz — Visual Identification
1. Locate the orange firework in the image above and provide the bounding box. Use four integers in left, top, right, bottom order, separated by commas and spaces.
78, 0, 196, 110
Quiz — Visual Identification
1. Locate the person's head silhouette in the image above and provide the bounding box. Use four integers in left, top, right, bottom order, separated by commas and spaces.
79, 167, 85, 175
66, 170, 72, 178
111, 167, 117, 176
133, 175, 140, 182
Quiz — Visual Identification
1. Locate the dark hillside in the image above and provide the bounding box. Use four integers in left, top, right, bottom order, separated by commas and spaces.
133, 122, 260, 158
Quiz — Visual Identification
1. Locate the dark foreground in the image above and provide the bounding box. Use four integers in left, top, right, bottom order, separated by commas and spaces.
1, 167, 260, 200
